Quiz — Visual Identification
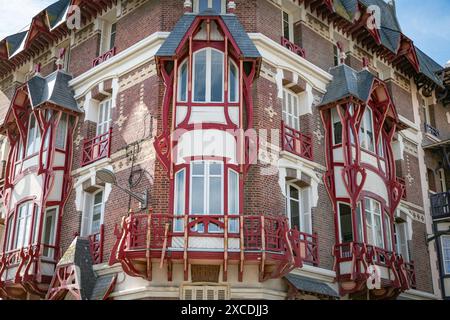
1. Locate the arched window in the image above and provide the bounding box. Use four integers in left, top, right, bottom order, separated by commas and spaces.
193, 48, 224, 103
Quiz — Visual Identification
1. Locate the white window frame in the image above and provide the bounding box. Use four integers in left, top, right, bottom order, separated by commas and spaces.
97, 99, 112, 136
194, 0, 226, 14
282, 88, 301, 131
81, 189, 105, 237
14, 202, 34, 250
286, 183, 312, 235
442, 235, 450, 275
192, 48, 224, 103
365, 198, 385, 249
395, 222, 410, 262
228, 169, 240, 234
26, 114, 41, 157
55, 113, 68, 150
360, 107, 375, 153
189, 161, 224, 216
331, 107, 342, 145
228, 59, 239, 103
178, 60, 189, 102
174, 169, 186, 233
282, 10, 294, 41
90, 189, 105, 235
42, 207, 58, 259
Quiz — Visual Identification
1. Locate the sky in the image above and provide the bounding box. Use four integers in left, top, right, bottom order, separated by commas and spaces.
0, 0, 448, 66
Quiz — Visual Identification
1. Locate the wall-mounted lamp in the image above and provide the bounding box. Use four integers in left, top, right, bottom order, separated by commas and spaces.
96, 169, 148, 210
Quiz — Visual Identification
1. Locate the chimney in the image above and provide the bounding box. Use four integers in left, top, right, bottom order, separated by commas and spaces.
184, 0, 193, 13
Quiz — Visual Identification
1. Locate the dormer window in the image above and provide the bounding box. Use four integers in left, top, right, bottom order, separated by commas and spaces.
193, 48, 224, 103
194, 0, 225, 14
26, 114, 41, 157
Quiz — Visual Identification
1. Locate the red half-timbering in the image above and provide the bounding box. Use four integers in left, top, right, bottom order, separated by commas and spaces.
320, 72, 414, 298
0, 80, 80, 299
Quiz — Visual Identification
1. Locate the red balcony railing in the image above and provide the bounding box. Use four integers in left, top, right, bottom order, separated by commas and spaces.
92, 47, 117, 68
88, 224, 104, 265
81, 128, 112, 167
281, 37, 306, 58
281, 121, 313, 161
397, 177, 407, 200
404, 261, 417, 290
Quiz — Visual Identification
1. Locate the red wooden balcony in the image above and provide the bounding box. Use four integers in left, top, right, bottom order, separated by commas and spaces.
88, 224, 104, 265
110, 211, 309, 282
0, 244, 59, 299
92, 47, 117, 68
333, 242, 415, 298
81, 128, 112, 167
281, 37, 306, 58
281, 121, 313, 161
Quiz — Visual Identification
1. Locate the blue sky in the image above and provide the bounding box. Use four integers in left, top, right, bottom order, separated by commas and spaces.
0, 0, 449, 66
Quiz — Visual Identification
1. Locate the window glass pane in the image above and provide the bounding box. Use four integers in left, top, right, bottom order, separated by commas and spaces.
56, 114, 68, 149
209, 177, 222, 214
42, 209, 56, 257
110, 23, 117, 49
26, 115, 40, 156
179, 62, 188, 102
365, 201, 373, 245
290, 199, 300, 230
384, 214, 392, 251
212, 0, 222, 13
365, 109, 375, 152
283, 11, 290, 39
210, 50, 223, 102
289, 186, 299, 200
442, 236, 450, 274
191, 177, 205, 214
229, 62, 238, 102
356, 203, 363, 242
332, 108, 342, 145
198, 0, 208, 12
396, 223, 409, 261
194, 50, 207, 102
339, 203, 353, 243
228, 170, 239, 215
175, 170, 185, 216
94, 191, 103, 205
210, 163, 222, 176
192, 162, 205, 175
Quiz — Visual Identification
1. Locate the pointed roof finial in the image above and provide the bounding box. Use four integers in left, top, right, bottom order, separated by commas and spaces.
362, 57, 370, 70
34, 63, 41, 75
184, 0, 193, 13
336, 41, 347, 65
56, 48, 66, 70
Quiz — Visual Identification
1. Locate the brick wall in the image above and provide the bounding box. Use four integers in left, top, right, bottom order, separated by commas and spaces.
296, 23, 334, 72
387, 81, 415, 123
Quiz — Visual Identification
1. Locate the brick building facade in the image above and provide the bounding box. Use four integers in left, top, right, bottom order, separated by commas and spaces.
0, 0, 448, 300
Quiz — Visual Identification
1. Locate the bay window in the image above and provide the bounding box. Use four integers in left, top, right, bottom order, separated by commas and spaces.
7, 202, 38, 251
193, 48, 224, 103
442, 236, 450, 275
26, 114, 42, 157
283, 89, 300, 130
286, 184, 312, 234
359, 107, 375, 152
365, 198, 384, 248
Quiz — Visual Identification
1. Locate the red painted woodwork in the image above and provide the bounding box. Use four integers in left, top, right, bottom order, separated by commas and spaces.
88, 224, 104, 265
397, 177, 407, 200
281, 121, 313, 161
109, 210, 304, 283
92, 47, 117, 68
81, 128, 112, 166
280, 37, 306, 58
333, 242, 413, 297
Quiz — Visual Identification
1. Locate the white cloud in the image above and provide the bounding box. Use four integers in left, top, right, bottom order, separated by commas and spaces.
0, 0, 55, 39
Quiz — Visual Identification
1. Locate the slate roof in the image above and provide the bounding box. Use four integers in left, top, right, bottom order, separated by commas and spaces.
27, 70, 81, 113
415, 47, 445, 88
46, 0, 71, 30
55, 237, 117, 300
156, 13, 260, 59
319, 64, 375, 106
5, 31, 28, 57
285, 274, 340, 299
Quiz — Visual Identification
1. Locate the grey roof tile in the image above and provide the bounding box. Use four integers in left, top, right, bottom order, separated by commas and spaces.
156, 14, 260, 59
27, 70, 81, 113
285, 274, 340, 298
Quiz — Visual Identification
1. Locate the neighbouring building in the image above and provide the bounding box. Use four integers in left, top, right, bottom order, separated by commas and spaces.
0, 0, 448, 300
